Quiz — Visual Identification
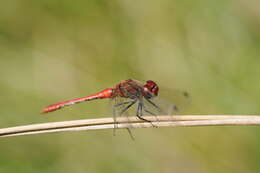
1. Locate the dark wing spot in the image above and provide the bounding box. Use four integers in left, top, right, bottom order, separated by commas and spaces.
183, 91, 189, 98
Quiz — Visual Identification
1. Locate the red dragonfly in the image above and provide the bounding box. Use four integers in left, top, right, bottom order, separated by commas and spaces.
42, 79, 189, 122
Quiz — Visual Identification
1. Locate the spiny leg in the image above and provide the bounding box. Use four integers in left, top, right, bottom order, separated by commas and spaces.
136, 102, 153, 123
121, 101, 137, 140
114, 101, 134, 107
144, 108, 156, 116
126, 128, 135, 140
113, 100, 134, 134
136, 102, 146, 121
113, 100, 136, 139
141, 102, 159, 127
119, 100, 136, 116
145, 99, 178, 122
145, 98, 163, 113
145, 100, 177, 125
124, 106, 135, 140
143, 107, 158, 127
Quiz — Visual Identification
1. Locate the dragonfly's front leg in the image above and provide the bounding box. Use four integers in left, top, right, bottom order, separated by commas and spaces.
145, 98, 164, 113
136, 101, 152, 123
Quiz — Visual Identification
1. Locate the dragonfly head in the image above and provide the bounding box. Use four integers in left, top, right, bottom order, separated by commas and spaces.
143, 80, 159, 98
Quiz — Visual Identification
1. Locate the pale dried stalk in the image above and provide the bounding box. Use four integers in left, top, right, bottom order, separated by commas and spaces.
0, 115, 260, 137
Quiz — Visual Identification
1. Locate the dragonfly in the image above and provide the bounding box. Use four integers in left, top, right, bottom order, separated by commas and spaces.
42, 79, 190, 123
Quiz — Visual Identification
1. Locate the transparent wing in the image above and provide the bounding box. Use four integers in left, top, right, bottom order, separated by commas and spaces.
111, 89, 190, 117
141, 90, 190, 116
156, 89, 191, 115
109, 81, 190, 139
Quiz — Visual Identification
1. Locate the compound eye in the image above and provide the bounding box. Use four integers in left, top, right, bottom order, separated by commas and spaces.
151, 84, 156, 90
152, 85, 158, 96
144, 80, 159, 96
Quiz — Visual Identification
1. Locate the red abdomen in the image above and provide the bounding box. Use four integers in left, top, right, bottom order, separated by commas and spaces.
42, 88, 114, 113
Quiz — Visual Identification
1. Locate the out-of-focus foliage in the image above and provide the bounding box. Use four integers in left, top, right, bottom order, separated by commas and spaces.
1, 0, 260, 172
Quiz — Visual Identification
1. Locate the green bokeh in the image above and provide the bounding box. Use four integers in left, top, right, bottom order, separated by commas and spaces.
1, 0, 260, 172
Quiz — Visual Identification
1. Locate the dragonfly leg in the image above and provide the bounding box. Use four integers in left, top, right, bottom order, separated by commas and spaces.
126, 128, 135, 140
113, 100, 136, 140
140, 102, 159, 127
136, 102, 153, 123
143, 106, 159, 127
144, 108, 156, 116
114, 101, 135, 107
145, 98, 163, 113
118, 100, 137, 116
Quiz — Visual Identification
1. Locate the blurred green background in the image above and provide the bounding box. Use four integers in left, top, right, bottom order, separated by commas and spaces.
1, 0, 260, 172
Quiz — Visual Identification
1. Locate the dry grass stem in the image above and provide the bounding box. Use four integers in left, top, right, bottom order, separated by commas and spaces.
1, 115, 260, 137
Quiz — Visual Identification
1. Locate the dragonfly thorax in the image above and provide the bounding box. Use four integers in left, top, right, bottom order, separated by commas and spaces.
113, 79, 159, 100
